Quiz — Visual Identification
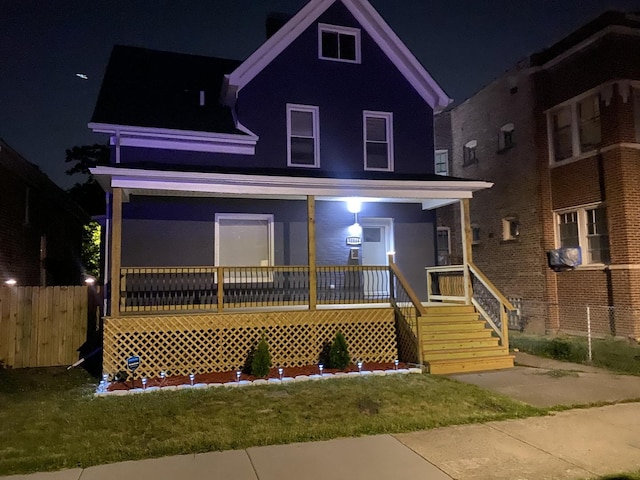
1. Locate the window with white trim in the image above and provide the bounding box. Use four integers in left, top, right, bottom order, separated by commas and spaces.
502, 217, 519, 241
463, 140, 477, 166
437, 227, 451, 266
287, 104, 320, 167
471, 224, 481, 245
499, 123, 515, 151
556, 205, 610, 265
435, 149, 449, 176
215, 214, 274, 268
548, 93, 601, 163
363, 111, 394, 171
634, 87, 640, 142
318, 24, 361, 63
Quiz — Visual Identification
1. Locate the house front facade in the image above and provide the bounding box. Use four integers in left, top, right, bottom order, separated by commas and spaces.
91, 0, 514, 378
437, 12, 640, 340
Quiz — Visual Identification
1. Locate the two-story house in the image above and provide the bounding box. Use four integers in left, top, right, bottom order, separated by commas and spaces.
91, 0, 515, 379
437, 11, 640, 341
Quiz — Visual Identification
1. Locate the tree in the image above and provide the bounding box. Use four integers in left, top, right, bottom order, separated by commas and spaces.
65, 144, 110, 217
65, 144, 110, 279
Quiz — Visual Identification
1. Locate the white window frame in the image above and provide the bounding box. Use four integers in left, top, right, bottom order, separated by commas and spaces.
502, 217, 519, 241
471, 224, 481, 245
435, 149, 449, 176
214, 213, 275, 282
463, 140, 477, 166
363, 111, 394, 172
634, 87, 640, 143
546, 91, 602, 167
499, 123, 515, 151
287, 104, 320, 168
318, 23, 361, 64
554, 203, 610, 266
436, 227, 451, 266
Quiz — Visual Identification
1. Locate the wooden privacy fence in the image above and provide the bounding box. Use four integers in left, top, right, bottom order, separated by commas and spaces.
0, 286, 92, 368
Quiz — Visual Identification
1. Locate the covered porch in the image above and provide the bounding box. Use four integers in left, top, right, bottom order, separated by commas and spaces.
94, 167, 511, 377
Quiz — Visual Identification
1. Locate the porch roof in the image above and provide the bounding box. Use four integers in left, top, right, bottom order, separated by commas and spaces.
91, 166, 493, 210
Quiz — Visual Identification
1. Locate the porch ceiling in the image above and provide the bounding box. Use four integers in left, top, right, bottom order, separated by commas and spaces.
91, 166, 493, 210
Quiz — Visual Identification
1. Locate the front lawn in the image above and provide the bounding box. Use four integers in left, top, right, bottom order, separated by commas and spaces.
0, 366, 545, 476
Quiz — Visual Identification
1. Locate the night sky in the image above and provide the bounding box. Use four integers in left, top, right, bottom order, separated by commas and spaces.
2, 0, 638, 189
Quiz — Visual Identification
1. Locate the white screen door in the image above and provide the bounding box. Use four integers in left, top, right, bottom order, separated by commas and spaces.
360, 218, 393, 297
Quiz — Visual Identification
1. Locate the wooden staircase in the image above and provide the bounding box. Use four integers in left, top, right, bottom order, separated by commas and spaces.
420, 304, 514, 375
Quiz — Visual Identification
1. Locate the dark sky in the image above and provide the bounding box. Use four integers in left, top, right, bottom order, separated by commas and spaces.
1, 0, 638, 189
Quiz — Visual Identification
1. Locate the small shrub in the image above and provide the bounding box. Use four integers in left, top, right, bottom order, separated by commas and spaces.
328, 332, 351, 370
251, 335, 272, 378
547, 338, 572, 360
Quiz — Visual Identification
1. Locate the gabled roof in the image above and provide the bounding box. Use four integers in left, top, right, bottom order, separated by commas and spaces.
223, 0, 451, 111
91, 46, 244, 135
0, 139, 88, 223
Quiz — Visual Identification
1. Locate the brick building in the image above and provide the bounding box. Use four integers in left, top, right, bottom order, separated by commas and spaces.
0, 139, 88, 286
436, 11, 640, 339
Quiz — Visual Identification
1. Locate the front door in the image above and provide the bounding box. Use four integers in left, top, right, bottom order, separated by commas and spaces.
360, 218, 394, 297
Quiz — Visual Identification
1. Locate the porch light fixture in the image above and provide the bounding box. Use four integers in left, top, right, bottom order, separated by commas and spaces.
348, 222, 363, 237
84, 276, 96, 286
346, 198, 362, 214
5, 279, 17, 286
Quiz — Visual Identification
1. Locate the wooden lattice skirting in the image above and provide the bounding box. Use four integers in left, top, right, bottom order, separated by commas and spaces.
103, 308, 398, 378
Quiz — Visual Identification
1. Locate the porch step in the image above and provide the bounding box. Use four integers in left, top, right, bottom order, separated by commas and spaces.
422, 337, 499, 350
423, 346, 509, 362
420, 321, 487, 332
427, 355, 515, 375
420, 313, 481, 323
423, 304, 476, 315
421, 330, 494, 341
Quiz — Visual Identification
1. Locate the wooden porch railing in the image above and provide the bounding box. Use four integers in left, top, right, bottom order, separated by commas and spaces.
425, 262, 515, 348
119, 265, 391, 313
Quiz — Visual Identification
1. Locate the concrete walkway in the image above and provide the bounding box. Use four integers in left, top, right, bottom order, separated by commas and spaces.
5, 354, 640, 480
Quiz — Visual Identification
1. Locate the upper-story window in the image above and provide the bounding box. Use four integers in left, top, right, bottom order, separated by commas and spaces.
556, 204, 610, 265
463, 140, 477, 166
287, 104, 320, 168
549, 93, 601, 163
499, 123, 515, 151
363, 111, 394, 171
435, 149, 449, 176
318, 24, 361, 64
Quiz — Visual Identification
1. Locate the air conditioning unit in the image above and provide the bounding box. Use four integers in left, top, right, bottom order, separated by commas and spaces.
547, 247, 582, 272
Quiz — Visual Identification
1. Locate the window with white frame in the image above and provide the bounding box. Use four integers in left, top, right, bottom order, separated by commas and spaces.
463, 140, 477, 166
364, 111, 394, 171
435, 149, 449, 176
437, 227, 451, 266
287, 104, 320, 167
556, 205, 610, 265
502, 217, 519, 241
471, 224, 481, 245
318, 24, 360, 63
548, 93, 601, 163
499, 123, 515, 151
215, 213, 274, 268
634, 87, 640, 142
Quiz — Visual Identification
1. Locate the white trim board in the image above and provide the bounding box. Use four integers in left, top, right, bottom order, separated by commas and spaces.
222, 0, 451, 112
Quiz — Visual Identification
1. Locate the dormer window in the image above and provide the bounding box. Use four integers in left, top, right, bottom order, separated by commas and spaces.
318, 24, 361, 63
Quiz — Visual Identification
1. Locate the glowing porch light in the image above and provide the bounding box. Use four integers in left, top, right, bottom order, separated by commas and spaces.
346, 199, 362, 214
84, 276, 96, 285
348, 223, 363, 237
4, 279, 17, 286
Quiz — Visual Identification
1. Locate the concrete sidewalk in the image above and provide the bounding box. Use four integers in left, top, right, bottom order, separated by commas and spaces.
4, 403, 640, 480
6, 354, 640, 480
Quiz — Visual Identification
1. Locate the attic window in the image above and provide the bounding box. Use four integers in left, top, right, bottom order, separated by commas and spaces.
318, 23, 361, 63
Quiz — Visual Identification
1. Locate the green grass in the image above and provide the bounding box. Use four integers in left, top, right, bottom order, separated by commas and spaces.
588, 473, 640, 480
0, 367, 545, 476
511, 332, 640, 375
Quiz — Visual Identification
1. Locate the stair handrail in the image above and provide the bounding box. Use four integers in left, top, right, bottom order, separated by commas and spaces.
389, 255, 425, 364
468, 261, 514, 349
